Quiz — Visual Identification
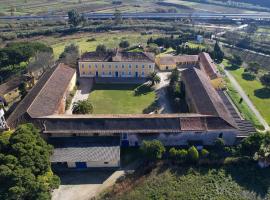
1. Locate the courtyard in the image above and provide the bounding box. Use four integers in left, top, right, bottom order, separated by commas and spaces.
88, 83, 157, 114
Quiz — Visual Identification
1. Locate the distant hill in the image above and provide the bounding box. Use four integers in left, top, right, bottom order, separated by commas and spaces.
219, 0, 270, 8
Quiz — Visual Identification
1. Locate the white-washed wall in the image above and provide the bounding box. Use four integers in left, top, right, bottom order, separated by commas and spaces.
126, 131, 237, 146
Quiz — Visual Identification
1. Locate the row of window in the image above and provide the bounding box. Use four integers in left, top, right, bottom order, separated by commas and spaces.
82, 71, 145, 76
81, 63, 152, 69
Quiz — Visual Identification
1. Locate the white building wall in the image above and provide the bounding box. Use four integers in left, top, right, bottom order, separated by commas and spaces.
125, 130, 237, 146
86, 160, 120, 168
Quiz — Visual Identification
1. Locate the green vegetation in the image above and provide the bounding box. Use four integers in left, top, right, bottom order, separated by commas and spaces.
52, 33, 161, 58
72, 100, 93, 114
0, 42, 52, 82
226, 78, 262, 129
228, 67, 270, 126
102, 133, 270, 200
102, 162, 270, 200
88, 84, 156, 114
0, 124, 59, 200
141, 140, 166, 160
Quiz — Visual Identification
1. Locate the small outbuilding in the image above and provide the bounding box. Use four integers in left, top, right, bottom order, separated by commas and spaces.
49, 136, 120, 169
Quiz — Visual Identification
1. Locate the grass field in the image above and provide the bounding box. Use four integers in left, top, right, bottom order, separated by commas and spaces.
227, 67, 270, 126
101, 162, 270, 200
51, 32, 162, 58
88, 84, 156, 114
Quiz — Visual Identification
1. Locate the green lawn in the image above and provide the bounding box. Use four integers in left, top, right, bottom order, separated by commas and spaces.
88, 84, 156, 114
101, 162, 270, 200
227, 67, 270, 126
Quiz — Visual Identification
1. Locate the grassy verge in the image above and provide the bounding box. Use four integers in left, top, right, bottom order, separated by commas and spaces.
225, 78, 263, 130
88, 84, 156, 114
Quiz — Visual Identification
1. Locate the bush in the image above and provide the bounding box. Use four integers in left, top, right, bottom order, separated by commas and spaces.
119, 40, 130, 48
169, 148, 178, 159
201, 149, 209, 158
177, 149, 188, 160
141, 140, 165, 160
188, 146, 199, 162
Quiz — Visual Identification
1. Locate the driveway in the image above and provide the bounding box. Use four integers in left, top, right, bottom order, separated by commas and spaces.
51, 170, 114, 200
52, 161, 140, 200
223, 66, 270, 131
66, 78, 93, 114
155, 72, 173, 114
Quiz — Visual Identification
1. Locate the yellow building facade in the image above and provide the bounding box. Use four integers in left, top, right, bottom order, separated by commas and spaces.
79, 61, 155, 78
78, 51, 155, 78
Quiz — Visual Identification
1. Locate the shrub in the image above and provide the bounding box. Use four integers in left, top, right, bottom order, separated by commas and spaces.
169, 147, 178, 159
119, 40, 130, 48
188, 146, 199, 162
177, 149, 188, 160
201, 149, 209, 158
141, 140, 165, 160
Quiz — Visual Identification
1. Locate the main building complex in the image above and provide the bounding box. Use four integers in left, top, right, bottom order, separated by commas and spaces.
3, 50, 255, 169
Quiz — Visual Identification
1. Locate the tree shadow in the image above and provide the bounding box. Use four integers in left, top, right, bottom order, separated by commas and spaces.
254, 87, 270, 99
225, 64, 240, 71
134, 84, 153, 96
143, 99, 160, 114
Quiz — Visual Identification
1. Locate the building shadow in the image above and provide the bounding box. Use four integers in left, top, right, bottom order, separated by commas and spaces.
254, 87, 270, 99
54, 169, 116, 185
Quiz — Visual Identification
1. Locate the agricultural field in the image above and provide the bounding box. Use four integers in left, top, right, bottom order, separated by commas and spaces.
101, 163, 270, 200
50, 32, 162, 58
88, 84, 156, 114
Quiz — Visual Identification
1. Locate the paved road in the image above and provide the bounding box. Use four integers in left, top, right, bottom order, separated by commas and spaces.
223, 66, 270, 131
1, 12, 270, 20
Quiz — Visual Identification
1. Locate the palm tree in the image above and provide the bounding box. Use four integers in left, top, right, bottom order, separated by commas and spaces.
147, 72, 161, 86
72, 100, 93, 114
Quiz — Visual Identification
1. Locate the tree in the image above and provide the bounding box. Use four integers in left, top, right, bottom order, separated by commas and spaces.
96, 44, 107, 55
68, 9, 84, 27
254, 143, 270, 166
141, 140, 165, 160
230, 54, 243, 67
0, 124, 60, 200
114, 9, 122, 24
119, 40, 130, 48
27, 52, 54, 77
147, 72, 161, 86
188, 146, 199, 162
238, 132, 265, 157
260, 73, 270, 88
213, 42, 224, 63
18, 82, 27, 98
59, 43, 79, 68
72, 100, 93, 114
169, 68, 179, 85
247, 62, 260, 74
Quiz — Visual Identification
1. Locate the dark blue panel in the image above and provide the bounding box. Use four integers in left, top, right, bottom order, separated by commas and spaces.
75, 162, 87, 169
